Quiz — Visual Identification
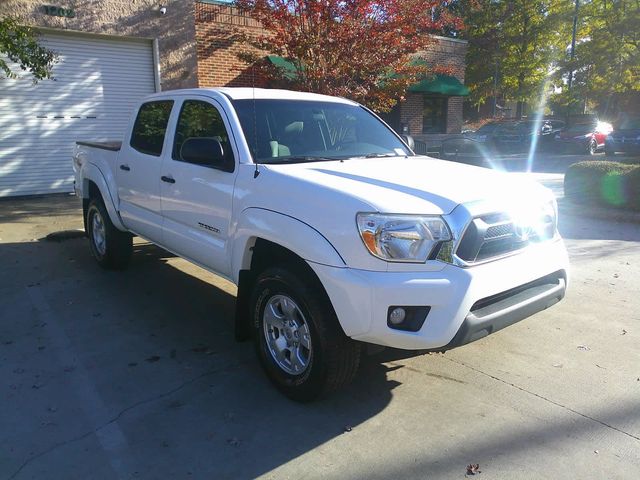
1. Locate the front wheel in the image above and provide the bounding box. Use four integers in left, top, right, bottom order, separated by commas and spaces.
86, 198, 132, 270
250, 266, 361, 402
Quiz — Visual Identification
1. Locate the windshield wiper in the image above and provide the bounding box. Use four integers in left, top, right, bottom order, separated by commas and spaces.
259, 156, 338, 165
363, 153, 400, 158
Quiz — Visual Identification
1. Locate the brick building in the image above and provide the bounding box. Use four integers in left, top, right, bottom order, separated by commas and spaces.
0, 0, 467, 196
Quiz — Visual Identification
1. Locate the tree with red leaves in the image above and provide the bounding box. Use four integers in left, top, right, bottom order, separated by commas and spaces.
235, 0, 463, 112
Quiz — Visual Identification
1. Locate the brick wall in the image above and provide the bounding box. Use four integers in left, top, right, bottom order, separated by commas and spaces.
398, 36, 468, 135
195, 2, 265, 87
1, 0, 199, 91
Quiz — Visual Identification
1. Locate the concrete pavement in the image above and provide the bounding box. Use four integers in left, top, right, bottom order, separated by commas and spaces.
1, 187, 638, 479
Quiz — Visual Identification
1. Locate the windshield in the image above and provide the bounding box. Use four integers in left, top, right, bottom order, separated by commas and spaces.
475, 123, 502, 134
232, 99, 412, 164
618, 118, 640, 130
565, 123, 596, 134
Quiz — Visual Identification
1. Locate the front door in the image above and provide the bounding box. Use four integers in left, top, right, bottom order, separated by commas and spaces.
159, 97, 238, 277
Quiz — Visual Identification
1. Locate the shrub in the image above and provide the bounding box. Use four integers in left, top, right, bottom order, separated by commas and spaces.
564, 161, 640, 211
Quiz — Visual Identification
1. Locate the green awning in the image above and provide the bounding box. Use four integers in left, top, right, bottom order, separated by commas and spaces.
266, 55, 298, 80
266, 56, 469, 96
408, 74, 470, 96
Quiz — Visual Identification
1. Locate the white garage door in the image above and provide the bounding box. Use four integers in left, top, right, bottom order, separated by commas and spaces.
0, 31, 157, 197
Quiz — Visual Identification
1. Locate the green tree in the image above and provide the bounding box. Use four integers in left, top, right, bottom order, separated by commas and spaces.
0, 16, 56, 81
554, 0, 639, 116
462, 0, 571, 118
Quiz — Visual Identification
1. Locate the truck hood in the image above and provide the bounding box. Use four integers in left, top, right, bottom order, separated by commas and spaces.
266, 156, 552, 215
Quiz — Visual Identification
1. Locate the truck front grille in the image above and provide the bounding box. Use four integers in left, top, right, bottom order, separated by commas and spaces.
456, 211, 554, 264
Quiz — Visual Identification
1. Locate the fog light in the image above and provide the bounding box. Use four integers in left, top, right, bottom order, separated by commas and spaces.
389, 307, 406, 325
387, 306, 431, 331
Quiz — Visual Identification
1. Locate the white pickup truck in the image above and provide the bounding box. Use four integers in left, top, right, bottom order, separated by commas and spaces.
73, 88, 569, 401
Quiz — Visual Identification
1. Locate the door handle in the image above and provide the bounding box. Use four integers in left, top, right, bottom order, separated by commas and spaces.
161, 175, 176, 184
119, 164, 130, 171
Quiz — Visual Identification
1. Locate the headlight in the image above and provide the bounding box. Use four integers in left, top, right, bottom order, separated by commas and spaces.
356, 213, 452, 262
509, 199, 557, 242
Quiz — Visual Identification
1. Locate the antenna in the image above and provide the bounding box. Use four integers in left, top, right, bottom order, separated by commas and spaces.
252, 64, 260, 178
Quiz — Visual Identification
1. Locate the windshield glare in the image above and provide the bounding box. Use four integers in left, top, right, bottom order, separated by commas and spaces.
232, 99, 412, 164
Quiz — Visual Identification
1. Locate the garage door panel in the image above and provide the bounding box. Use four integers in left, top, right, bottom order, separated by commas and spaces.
0, 32, 156, 197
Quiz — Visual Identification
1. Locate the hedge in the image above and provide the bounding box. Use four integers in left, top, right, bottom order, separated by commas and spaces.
564, 161, 640, 210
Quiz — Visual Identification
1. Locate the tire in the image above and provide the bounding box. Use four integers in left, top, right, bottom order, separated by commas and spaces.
250, 266, 361, 402
587, 139, 597, 156
86, 198, 132, 270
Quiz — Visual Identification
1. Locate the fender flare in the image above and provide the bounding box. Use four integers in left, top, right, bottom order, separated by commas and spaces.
81, 162, 127, 231
231, 208, 345, 284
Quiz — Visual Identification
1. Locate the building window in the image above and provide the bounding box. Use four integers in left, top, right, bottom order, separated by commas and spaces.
422, 96, 448, 134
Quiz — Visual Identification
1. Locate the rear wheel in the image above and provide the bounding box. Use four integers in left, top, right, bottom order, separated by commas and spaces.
587, 138, 597, 155
86, 198, 132, 270
250, 266, 361, 402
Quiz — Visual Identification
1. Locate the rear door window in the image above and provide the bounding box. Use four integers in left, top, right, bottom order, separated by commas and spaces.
130, 100, 174, 156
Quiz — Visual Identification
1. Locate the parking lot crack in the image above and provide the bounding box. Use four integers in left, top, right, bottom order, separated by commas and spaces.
443, 356, 640, 443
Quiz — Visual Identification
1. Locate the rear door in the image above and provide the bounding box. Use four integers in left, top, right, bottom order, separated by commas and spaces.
117, 100, 174, 241
160, 96, 239, 276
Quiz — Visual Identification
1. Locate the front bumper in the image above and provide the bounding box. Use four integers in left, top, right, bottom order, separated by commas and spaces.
310, 238, 569, 350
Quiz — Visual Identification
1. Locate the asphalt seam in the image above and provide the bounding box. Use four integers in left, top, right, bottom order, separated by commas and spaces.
6, 362, 245, 480
443, 356, 640, 443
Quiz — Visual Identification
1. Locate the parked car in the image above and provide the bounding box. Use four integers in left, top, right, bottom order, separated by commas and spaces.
72, 88, 569, 401
493, 119, 563, 153
553, 120, 613, 155
440, 137, 490, 168
463, 121, 508, 151
605, 116, 640, 157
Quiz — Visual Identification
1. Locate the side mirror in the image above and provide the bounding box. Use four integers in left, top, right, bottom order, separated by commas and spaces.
401, 134, 415, 151
180, 137, 233, 172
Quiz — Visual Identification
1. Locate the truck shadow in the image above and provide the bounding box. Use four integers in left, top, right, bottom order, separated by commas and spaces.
1, 235, 398, 479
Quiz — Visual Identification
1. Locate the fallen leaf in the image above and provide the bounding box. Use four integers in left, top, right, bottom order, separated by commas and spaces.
594, 450, 599, 454
192, 345, 209, 353
466, 464, 481, 475
343, 425, 353, 433
146, 356, 161, 363
577, 345, 590, 351
227, 437, 241, 447
621, 329, 627, 335
128, 362, 138, 367
552, 363, 563, 368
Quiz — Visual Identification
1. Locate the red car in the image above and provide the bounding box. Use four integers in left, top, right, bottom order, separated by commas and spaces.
554, 120, 613, 155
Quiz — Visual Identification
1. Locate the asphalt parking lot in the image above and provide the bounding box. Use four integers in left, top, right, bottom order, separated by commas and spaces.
1, 156, 639, 479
